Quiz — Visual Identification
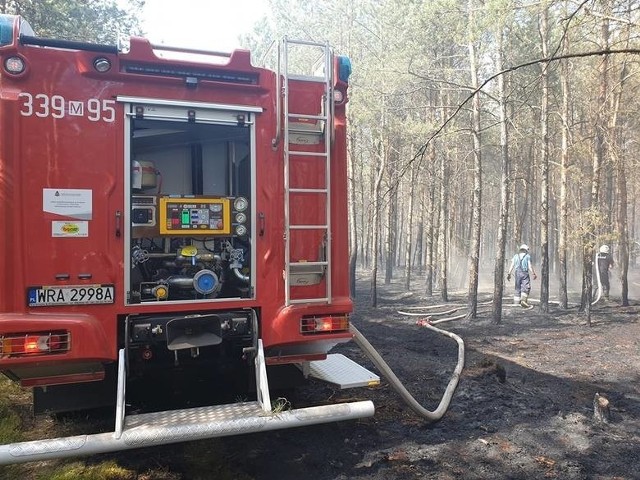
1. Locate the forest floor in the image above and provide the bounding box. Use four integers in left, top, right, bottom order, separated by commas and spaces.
2, 271, 640, 479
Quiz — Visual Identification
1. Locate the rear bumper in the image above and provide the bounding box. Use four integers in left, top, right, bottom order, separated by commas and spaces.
0, 400, 375, 465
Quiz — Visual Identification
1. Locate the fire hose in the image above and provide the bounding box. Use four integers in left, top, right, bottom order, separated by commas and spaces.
350, 322, 464, 422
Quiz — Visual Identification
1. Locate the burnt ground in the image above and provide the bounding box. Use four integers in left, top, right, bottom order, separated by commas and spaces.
3, 271, 640, 479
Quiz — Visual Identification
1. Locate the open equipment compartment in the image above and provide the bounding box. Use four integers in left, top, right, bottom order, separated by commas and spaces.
126, 103, 255, 305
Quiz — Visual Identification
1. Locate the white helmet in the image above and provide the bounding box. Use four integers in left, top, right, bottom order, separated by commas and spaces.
519, 244, 529, 251
599, 244, 610, 254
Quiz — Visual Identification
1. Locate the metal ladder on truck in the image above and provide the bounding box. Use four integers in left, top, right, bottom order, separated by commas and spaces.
279, 38, 334, 306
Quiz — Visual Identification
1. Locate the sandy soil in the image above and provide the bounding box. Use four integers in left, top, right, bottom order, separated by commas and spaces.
3, 272, 640, 480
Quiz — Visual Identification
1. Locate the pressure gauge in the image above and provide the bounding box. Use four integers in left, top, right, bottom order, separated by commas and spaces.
234, 197, 249, 212
235, 212, 247, 223
235, 225, 247, 236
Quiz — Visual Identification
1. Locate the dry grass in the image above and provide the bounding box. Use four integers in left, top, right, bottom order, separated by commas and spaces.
0, 377, 179, 480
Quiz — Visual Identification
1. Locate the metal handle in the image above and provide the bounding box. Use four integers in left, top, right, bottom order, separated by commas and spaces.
149, 43, 231, 58
259, 212, 265, 237
271, 39, 282, 149
115, 210, 122, 237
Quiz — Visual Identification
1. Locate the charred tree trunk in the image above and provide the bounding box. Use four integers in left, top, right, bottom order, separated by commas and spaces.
404, 162, 416, 291
492, 29, 510, 325
610, 23, 630, 307
617, 169, 630, 306
415, 216, 424, 275
384, 180, 397, 285
370, 128, 386, 308
436, 87, 450, 302
466, 0, 482, 319
558, 23, 570, 309
582, 6, 610, 325
438, 148, 449, 302
538, 2, 550, 313
425, 173, 435, 296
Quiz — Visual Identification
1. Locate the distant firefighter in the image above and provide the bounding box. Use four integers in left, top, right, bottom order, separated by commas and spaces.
507, 244, 538, 308
596, 245, 614, 301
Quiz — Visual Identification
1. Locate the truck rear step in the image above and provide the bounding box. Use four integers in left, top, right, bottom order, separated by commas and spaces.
0, 400, 373, 464
307, 353, 380, 389
0, 342, 375, 465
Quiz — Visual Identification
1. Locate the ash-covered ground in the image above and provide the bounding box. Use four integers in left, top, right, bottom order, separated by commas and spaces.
4, 272, 640, 480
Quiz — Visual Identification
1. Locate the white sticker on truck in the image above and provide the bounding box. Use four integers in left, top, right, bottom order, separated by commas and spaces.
18, 93, 115, 122
43, 188, 92, 220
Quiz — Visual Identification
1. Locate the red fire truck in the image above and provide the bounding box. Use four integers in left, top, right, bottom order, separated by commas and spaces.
0, 14, 380, 463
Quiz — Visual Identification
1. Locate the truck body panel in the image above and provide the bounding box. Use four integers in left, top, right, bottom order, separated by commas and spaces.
0, 14, 363, 415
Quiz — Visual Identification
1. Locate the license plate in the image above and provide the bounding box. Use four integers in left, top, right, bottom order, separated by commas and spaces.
28, 285, 115, 307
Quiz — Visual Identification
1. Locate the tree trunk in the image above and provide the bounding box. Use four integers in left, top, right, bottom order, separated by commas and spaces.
438, 98, 449, 302
610, 42, 630, 306
370, 127, 387, 308
425, 175, 435, 296
582, 5, 611, 324
558, 8, 570, 309
384, 171, 397, 285
538, 1, 550, 313
404, 162, 416, 291
467, 0, 482, 319
415, 216, 424, 275
492, 28, 510, 325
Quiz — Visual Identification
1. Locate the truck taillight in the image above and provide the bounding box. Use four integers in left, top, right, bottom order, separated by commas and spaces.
1, 331, 70, 357
300, 315, 349, 334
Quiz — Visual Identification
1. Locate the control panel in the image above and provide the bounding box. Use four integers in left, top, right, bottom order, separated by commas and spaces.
159, 197, 231, 235
131, 195, 158, 238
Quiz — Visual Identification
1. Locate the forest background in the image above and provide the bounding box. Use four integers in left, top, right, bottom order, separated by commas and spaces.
3, 0, 639, 326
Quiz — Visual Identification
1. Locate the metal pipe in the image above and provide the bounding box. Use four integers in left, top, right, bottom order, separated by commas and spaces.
232, 267, 250, 283
271, 38, 282, 149
166, 276, 195, 289
350, 323, 464, 422
148, 43, 231, 58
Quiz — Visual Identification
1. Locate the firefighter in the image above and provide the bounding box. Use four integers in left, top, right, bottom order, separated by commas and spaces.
506, 244, 537, 308
596, 244, 614, 301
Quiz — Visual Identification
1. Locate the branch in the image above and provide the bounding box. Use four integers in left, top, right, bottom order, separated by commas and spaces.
405, 48, 640, 178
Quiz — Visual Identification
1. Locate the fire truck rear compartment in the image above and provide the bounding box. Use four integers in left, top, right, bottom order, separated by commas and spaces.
127, 114, 253, 305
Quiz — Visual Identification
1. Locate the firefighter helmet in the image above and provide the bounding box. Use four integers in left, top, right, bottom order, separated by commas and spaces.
599, 244, 610, 254
519, 244, 529, 251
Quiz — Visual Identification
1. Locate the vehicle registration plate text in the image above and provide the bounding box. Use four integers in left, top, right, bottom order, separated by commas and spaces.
28, 285, 115, 306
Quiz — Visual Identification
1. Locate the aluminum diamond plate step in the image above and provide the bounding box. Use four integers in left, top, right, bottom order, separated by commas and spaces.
0, 400, 375, 465
308, 354, 380, 389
